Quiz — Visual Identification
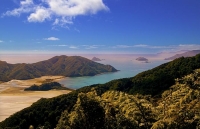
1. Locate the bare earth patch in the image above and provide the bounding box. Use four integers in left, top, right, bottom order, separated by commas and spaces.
0, 76, 71, 122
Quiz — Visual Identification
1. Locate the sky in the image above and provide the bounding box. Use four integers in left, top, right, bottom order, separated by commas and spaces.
0, 0, 200, 55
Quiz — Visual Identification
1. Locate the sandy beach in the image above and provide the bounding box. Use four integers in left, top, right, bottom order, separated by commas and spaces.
0, 76, 71, 122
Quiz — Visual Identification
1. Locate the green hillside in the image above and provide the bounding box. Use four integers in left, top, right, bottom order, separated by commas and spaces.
95, 54, 200, 96
56, 69, 200, 129
0, 55, 117, 82
0, 54, 200, 129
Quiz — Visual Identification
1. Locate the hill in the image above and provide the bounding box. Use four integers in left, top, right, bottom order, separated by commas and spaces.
0, 54, 200, 128
0, 55, 117, 82
24, 82, 72, 91
165, 50, 200, 60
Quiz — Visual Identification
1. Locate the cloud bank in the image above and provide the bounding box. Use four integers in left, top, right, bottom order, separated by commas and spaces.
2, 0, 109, 27
112, 44, 200, 53
45, 44, 200, 53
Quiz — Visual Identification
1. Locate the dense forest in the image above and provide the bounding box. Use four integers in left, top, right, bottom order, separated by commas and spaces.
0, 55, 117, 82
0, 54, 200, 129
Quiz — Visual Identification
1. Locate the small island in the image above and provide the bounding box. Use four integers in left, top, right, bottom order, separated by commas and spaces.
91, 57, 101, 61
136, 57, 150, 63
24, 82, 72, 91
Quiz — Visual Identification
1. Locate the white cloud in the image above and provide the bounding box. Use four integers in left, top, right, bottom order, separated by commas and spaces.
134, 44, 148, 47
112, 44, 200, 54
114, 44, 149, 48
114, 45, 133, 48
48, 44, 68, 46
28, 7, 51, 22
3, 0, 34, 16
52, 17, 73, 28
150, 44, 200, 51
44, 37, 60, 41
21, 0, 33, 5
45, 0, 109, 16
74, 28, 80, 33
58, 45, 68, 47
83, 45, 104, 49
0, 40, 3, 43
86, 46, 98, 49
178, 44, 200, 50
69, 46, 78, 49
3, 0, 109, 27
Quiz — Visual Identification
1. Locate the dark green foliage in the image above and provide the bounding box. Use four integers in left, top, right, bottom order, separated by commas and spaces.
80, 96, 105, 128
0, 55, 118, 82
129, 54, 200, 95
24, 82, 71, 91
58, 93, 106, 129
56, 91, 138, 129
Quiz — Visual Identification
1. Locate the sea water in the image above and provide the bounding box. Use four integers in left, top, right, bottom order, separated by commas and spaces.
59, 59, 168, 89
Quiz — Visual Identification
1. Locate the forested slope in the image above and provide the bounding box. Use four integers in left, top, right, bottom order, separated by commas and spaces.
56, 69, 200, 128
95, 54, 200, 96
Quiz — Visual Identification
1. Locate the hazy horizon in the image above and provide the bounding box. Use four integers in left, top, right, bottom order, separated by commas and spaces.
0, 51, 184, 64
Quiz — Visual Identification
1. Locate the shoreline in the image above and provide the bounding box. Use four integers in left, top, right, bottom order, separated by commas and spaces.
0, 76, 71, 122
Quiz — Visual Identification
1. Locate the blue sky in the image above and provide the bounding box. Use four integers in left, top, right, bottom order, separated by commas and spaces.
0, 0, 200, 54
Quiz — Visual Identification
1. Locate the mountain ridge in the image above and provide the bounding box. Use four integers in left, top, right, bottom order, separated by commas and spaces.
0, 55, 117, 82
165, 50, 200, 60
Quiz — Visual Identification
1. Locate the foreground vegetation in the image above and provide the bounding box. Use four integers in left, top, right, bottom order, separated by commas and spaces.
0, 54, 200, 129
57, 69, 200, 128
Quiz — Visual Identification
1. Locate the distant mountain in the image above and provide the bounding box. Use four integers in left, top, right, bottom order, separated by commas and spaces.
165, 50, 200, 60
0, 55, 117, 82
91, 57, 101, 61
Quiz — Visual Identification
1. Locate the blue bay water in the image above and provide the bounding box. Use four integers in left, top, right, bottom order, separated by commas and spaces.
59, 60, 168, 89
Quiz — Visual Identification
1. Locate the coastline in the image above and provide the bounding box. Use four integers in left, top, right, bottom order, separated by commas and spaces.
0, 76, 71, 122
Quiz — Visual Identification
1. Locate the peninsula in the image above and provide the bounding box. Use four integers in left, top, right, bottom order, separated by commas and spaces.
0, 55, 117, 82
